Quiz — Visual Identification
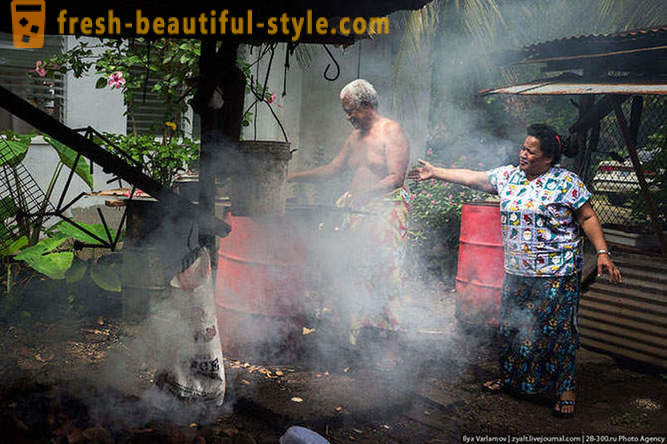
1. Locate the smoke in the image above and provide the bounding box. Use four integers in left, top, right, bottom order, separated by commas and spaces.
5, 2, 661, 433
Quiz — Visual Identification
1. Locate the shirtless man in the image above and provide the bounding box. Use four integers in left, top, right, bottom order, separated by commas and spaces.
288, 79, 410, 368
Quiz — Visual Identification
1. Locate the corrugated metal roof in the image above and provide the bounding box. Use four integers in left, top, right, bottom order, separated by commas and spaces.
481, 81, 667, 96
524, 26, 667, 51
517, 25, 667, 68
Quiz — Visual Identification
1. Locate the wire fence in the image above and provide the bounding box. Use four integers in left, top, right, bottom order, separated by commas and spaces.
0, 138, 53, 251
582, 95, 666, 231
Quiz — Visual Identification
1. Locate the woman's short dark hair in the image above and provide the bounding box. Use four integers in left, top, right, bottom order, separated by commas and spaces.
527, 123, 561, 165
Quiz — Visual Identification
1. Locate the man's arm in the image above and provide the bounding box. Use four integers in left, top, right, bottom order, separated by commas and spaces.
287, 136, 352, 183
408, 159, 495, 193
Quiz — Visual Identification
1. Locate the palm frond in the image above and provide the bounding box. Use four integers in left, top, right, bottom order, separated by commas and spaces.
294, 45, 313, 70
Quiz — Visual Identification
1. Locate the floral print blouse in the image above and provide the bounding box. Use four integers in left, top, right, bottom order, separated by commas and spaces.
487, 165, 591, 277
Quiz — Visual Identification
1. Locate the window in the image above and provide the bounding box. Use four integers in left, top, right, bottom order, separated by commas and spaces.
126, 66, 192, 136
0, 32, 65, 130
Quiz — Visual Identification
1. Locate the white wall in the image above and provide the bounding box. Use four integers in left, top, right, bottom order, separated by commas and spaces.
287, 26, 432, 205
21, 36, 126, 230
21, 26, 433, 215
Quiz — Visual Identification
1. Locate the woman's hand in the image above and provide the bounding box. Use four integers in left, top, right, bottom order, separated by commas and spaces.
597, 254, 622, 284
408, 159, 435, 181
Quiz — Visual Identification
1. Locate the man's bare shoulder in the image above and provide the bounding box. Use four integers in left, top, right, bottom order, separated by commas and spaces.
379, 118, 405, 135
345, 128, 363, 144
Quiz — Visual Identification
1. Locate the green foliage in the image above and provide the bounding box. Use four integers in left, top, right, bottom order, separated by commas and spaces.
99, 133, 199, 186
408, 154, 489, 249
0, 131, 100, 246
34, 39, 274, 137
44, 137, 94, 191
0, 137, 30, 167
35, 38, 200, 137
5, 221, 121, 288
0, 236, 28, 256
52, 221, 114, 245
65, 257, 87, 284
89, 263, 122, 292
14, 233, 72, 279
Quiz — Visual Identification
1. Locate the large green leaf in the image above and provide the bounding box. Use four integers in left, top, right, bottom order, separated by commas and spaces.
0, 139, 29, 167
0, 235, 28, 256
21, 251, 73, 279
0, 197, 17, 220
54, 221, 114, 245
15, 234, 67, 260
65, 257, 88, 284
90, 263, 121, 292
44, 137, 94, 190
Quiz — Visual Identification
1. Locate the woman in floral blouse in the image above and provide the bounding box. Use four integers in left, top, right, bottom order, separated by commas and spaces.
408, 123, 622, 418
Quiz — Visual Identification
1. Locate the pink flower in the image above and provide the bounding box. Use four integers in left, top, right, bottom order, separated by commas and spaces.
426, 148, 433, 155
266, 92, 276, 104
431, 200, 436, 204
32, 60, 46, 77
108, 71, 126, 89
478, 162, 484, 167
448, 194, 453, 199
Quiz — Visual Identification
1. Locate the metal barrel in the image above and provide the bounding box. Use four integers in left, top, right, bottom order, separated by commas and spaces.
121, 245, 170, 322
121, 199, 193, 322
455, 201, 504, 328
216, 213, 306, 361
230, 141, 292, 217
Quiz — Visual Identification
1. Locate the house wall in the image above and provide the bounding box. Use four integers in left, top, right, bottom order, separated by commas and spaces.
18, 28, 431, 222
286, 32, 431, 205
22, 36, 126, 229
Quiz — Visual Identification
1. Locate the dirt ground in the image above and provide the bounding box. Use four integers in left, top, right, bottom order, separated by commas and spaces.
0, 291, 665, 443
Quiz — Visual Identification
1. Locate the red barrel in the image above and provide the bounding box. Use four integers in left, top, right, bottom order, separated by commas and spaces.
455, 201, 504, 328
216, 214, 306, 360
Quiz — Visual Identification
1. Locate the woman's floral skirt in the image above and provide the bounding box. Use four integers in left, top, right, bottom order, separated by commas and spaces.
498, 273, 580, 396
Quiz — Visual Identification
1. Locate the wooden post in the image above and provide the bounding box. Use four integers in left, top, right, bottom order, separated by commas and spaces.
198, 40, 245, 268
613, 99, 666, 256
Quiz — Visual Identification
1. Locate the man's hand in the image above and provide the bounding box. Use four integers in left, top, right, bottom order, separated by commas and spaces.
408, 159, 435, 181
597, 254, 622, 284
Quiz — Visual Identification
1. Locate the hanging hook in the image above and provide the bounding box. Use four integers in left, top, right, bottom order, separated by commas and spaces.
322, 45, 340, 81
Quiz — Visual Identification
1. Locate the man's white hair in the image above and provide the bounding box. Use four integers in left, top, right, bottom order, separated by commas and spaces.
340, 79, 378, 110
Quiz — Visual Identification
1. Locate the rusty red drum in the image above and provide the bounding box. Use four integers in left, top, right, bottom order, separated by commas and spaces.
216, 214, 306, 361
455, 201, 504, 328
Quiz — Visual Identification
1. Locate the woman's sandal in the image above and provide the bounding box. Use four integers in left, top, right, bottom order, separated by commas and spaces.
552, 399, 576, 418
481, 379, 505, 393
